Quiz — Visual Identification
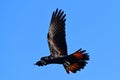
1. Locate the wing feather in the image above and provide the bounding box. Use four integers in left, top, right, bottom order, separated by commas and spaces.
47, 9, 67, 58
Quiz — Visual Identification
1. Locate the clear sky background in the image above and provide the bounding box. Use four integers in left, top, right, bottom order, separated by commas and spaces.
0, 0, 120, 80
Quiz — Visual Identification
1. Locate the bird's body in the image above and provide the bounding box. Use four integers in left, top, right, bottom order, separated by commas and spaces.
35, 9, 89, 74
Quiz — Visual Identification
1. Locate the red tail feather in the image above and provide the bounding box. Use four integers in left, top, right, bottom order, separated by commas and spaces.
63, 49, 89, 73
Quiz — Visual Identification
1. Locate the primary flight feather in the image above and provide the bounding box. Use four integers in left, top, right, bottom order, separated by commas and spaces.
35, 9, 89, 74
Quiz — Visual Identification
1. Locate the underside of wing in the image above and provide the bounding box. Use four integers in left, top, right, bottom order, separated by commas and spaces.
47, 8, 67, 58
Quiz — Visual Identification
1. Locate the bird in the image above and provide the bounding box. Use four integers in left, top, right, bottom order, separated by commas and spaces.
35, 8, 89, 74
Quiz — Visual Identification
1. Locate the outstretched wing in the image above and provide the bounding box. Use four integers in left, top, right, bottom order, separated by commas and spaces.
47, 9, 67, 58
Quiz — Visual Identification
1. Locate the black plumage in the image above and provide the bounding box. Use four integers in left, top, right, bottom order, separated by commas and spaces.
35, 9, 89, 74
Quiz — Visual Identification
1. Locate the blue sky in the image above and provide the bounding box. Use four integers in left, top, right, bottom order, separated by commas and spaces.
0, 0, 120, 80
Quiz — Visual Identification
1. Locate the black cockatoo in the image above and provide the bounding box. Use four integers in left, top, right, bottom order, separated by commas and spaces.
35, 9, 89, 74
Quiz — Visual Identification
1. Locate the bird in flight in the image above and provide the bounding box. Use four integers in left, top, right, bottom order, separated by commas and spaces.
35, 8, 89, 74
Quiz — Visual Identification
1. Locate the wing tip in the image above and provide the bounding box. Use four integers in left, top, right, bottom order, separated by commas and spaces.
52, 8, 66, 21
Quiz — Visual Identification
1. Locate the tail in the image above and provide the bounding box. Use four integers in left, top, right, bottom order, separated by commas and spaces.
63, 48, 89, 74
